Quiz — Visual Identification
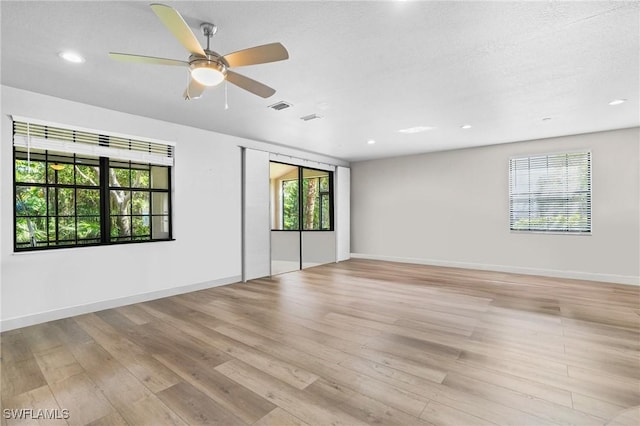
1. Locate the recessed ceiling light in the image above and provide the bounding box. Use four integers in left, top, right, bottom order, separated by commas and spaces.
367, 139, 376, 145
398, 126, 435, 134
59, 51, 85, 63
461, 124, 472, 129
608, 99, 626, 106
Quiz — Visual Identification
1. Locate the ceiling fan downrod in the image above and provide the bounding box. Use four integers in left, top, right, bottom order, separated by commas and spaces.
200, 23, 216, 52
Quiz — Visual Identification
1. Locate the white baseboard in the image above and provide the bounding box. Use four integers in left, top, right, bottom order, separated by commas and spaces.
350, 253, 640, 286
0, 275, 242, 332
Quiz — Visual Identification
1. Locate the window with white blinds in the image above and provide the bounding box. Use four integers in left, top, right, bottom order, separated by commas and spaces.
13, 119, 174, 251
509, 152, 591, 233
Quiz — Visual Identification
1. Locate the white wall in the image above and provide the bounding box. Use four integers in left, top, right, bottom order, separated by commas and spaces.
336, 166, 351, 262
242, 148, 271, 281
351, 128, 640, 285
1, 86, 347, 330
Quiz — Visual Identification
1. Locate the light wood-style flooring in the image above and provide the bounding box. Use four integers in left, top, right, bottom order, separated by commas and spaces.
2, 259, 639, 425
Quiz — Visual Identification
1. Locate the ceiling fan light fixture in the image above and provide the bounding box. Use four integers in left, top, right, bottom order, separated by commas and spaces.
190, 62, 226, 86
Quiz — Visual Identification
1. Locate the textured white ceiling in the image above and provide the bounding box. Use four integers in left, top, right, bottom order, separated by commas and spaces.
2, 1, 638, 162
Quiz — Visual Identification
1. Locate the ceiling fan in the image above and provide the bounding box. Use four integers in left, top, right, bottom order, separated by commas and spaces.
109, 3, 289, 99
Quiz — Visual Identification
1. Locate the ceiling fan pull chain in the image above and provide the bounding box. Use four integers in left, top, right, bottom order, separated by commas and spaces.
185, 68, 191, 100
225, 80, 229, 110
26, 122, 31, 172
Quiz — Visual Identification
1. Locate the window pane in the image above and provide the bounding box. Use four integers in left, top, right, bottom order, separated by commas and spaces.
270, 162, 299, 230
52, 164, 74, 184
151, 166, 169, 189
111, 190, 131, 215
110, 167, 130, 187
282, 180, 299, 230
75, 163, 100, 186
320, 176, 329, 192
16, 186, 46, 216
77, 216, 101, 240
152, 215, 170, 239
15, 159, 46, 184
57, 188, 75, 216
131, 168, 150, 188
16, 217, 47, 245
133, 216, 150, 238
321, 194, 330, 230
57, 217, 76, 242
77, 189, 101, 216
151, 192, 169, 215
111, 216, 131, 240
132, 192, 149, 215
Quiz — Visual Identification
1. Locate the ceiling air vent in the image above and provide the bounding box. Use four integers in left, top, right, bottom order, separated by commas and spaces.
268, 101, 292, 111
300, 113, 323, 121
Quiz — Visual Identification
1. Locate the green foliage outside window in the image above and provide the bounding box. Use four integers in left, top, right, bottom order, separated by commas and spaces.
281, 171, 331, 231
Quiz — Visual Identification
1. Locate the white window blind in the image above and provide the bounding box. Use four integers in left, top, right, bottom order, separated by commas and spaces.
509, 152, 591, 233
13, 120, 174, 166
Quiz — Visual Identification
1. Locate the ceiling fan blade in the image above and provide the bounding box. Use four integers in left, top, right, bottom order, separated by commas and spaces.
183, 78, 207, 100
223, 43, 289, 68
150, 3, 206, 57
109, 52, 188, 66
226, 70, 276, 98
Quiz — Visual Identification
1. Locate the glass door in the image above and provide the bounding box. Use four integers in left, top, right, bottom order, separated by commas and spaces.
269, 162, 335, 274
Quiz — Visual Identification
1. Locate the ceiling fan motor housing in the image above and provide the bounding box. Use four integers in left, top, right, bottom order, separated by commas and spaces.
189, 52, 228, 86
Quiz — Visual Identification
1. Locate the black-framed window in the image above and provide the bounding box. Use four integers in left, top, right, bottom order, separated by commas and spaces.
271, 162, 334, 231
13, 122, 173, 251
509, 152, 591, 233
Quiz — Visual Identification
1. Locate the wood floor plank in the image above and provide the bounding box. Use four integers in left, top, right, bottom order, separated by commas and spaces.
1, 385, 68, 426
86, 411, 128, 426
114, 394, 187, 426
571, 393, 627, 421
1, 356, 48, 398
152, 350, 277, 424
442, 372, 603, 425
33, 345, 84, 385
69, 341, 152, 410
305, 378, 434, 426
215, 359, 370, 426
606, 406, 640, 426
421, 400, 497, 426
20, 323, 67, 354
156, 381, 246, 425
74, 314, 182, 393
140, 305, 320, 390
48, 373, 115, 426
252, 407, 310, 426
113, 304, 156, 325
218, 324, 433, 417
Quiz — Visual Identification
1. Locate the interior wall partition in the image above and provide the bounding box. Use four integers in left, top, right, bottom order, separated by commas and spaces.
242, 148, 270, 281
